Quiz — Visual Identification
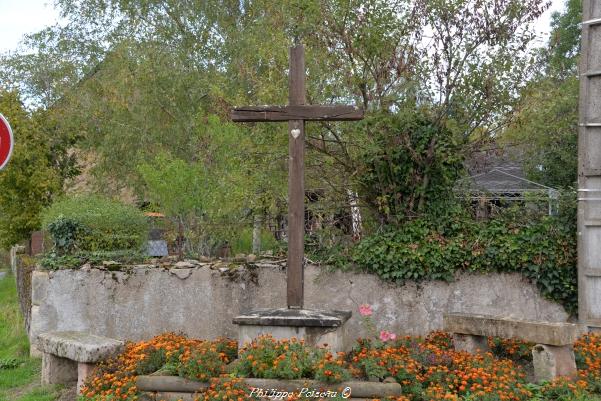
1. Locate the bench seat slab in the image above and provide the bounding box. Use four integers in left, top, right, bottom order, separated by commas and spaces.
444, 313, 582, 346
37, 331, 124, 363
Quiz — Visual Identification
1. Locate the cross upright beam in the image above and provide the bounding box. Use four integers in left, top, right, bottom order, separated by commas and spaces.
287, 44, 306, 309
230, 44, 364, 309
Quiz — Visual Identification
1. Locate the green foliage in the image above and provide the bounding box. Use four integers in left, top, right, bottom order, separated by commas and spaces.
39, 250, 147, 270
236, 336, 316, 380
352, 209, 578, 314
235, 336, 350, 382
135, 348, 167, 376
42, 195, 148, 253
313, 359, 351, 383
229, 227, 281, 255
0, 357, 20, 370
177, 344, 226, 382
213, 337, 239, 362
0, 0, 548, 247
0, 272, 64, 400
488, 337, 534, 363
136, 117, 285, 256
501, 0, 582, 189
0, 91, 69, 248
503, 76, 578, 189
546, 0, 582, 77
357, 109, 464, 222
46, 217, 85, 255
355, 353, 389, 381
138, 153, 206, 220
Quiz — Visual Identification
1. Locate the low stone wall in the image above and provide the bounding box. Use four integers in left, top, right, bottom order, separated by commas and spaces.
29, 263, 569, 354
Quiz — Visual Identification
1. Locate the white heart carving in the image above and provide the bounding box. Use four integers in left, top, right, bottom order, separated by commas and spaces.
291, 129, 301, 139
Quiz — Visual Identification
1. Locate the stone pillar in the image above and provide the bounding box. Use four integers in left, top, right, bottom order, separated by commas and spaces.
578, 0, 601, 329
78, 363, 96, 394
532, 344, 578, 383
41, 353, 77, 385
452, 334, 490, 354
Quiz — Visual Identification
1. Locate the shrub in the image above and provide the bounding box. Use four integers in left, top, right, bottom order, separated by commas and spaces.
46, 217, 85, 254
42, 195, 148, 253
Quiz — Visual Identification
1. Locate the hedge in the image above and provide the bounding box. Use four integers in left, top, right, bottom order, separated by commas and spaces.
41, 195, 148, 254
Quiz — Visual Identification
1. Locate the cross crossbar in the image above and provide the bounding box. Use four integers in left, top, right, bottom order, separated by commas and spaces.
230, 105, 364, 122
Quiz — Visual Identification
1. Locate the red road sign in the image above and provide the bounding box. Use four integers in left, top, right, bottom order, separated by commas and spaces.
0, 114, 14, 170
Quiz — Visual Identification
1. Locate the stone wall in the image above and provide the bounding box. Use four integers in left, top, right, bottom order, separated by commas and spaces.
29, 263, 569, 354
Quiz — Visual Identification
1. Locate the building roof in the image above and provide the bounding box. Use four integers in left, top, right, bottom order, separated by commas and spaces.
455, 161, 557, 200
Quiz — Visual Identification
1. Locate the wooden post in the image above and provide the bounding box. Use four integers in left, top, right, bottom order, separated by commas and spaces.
287, 45, 305, 309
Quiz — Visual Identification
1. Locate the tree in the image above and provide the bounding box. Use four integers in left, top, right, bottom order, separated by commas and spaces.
0, 91, 75, 248
0, 0, 550, 237
501, 0, 581, 188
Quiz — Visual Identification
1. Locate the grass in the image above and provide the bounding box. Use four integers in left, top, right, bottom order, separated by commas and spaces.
0, 270, 62, 401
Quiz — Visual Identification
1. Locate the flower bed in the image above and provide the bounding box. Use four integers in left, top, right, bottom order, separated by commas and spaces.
79, 330, 601, 401
79, 305, 601, 401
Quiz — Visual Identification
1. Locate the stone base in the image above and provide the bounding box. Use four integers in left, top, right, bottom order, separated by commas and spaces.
42, 353, 77, 385
233, 308, 351, 353
532, 344, 578, 383
452, 333, 490, 354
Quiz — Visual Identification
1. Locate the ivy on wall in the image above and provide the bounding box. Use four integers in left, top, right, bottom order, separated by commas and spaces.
351, 213, 577, 315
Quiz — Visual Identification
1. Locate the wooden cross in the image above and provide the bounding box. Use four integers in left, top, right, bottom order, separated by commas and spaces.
231, 44, 364, 309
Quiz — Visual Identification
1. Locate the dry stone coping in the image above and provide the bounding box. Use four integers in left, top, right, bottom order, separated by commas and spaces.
443, 313, 584, 346
37, 331, 124, 363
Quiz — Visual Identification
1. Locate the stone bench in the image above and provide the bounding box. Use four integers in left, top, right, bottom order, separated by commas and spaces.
37, 331, 124, 393
443, 313, 585, 383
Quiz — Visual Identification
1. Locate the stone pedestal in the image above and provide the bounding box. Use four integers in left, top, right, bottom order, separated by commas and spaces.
233, 308, 351, 353
532, 344, 578, 383
452, 333, 490, 354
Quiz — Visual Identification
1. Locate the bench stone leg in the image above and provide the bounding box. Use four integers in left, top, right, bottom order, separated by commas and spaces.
41, 353, 77, 385
78, 362, 96, 394
532, 344, 577, 383
452, 334, 490, 354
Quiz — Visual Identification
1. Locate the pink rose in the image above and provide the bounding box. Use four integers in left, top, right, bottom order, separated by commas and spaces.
389, 333, 397, 341
359, 304, 373, 317
379, 330, 391, 341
